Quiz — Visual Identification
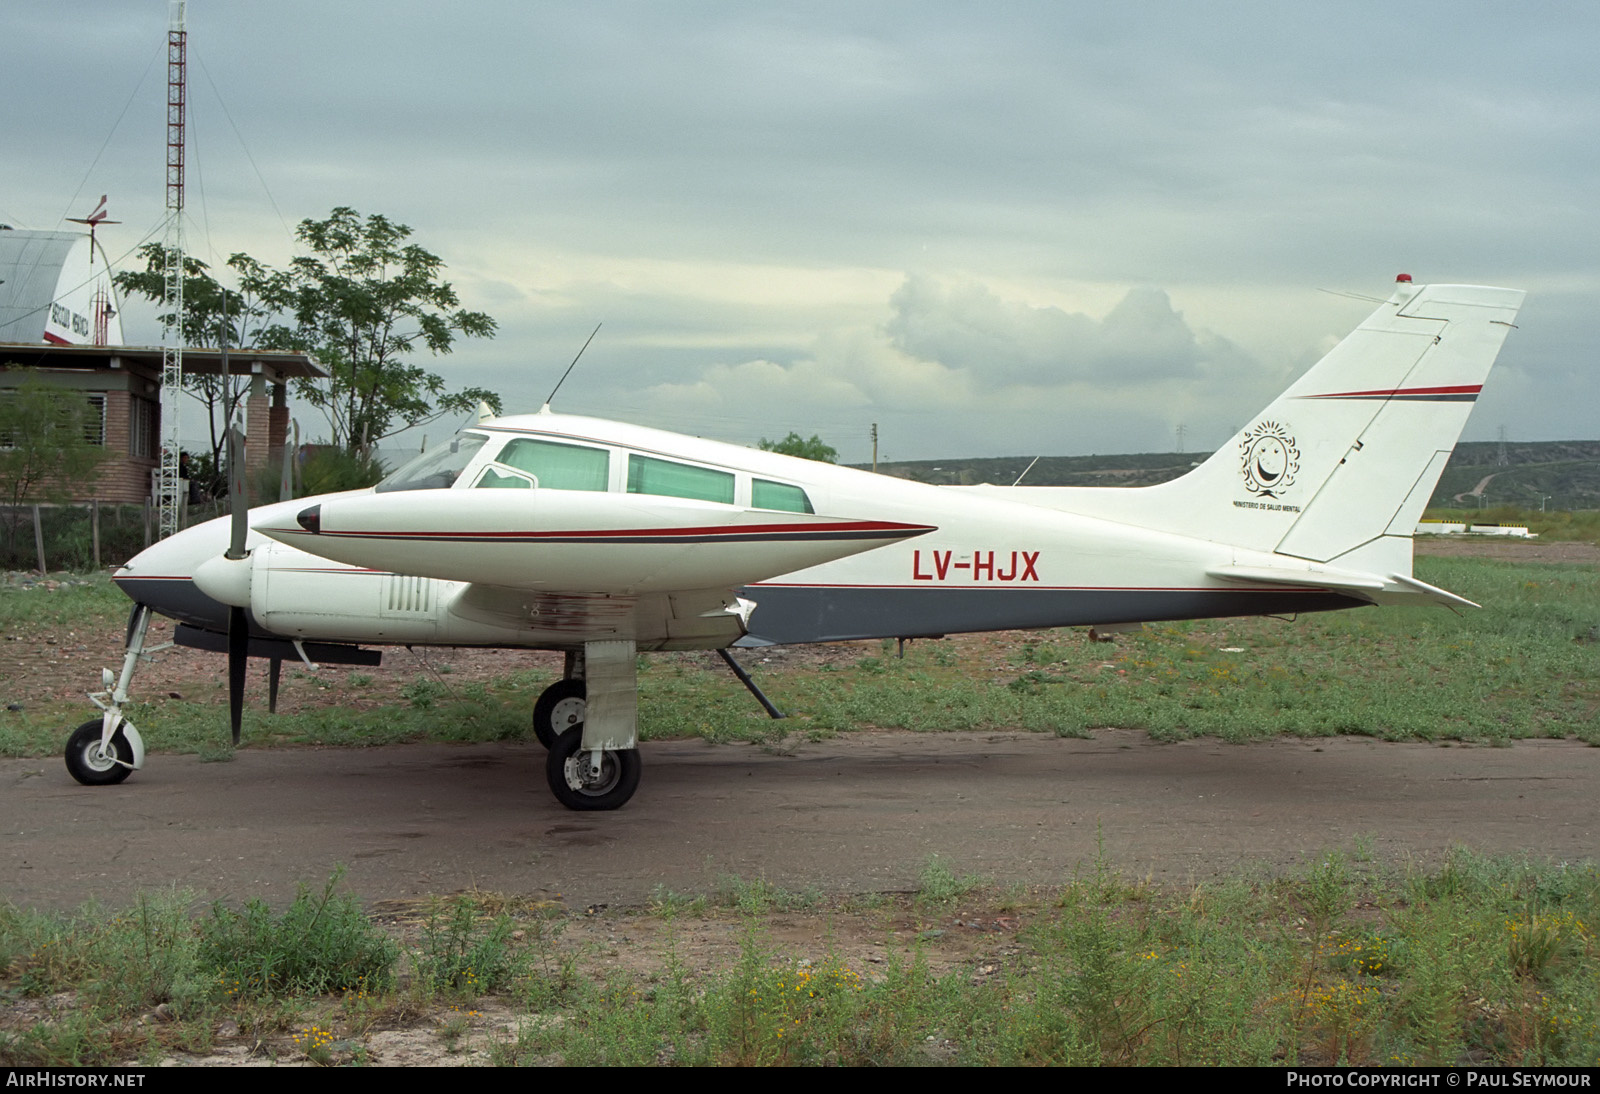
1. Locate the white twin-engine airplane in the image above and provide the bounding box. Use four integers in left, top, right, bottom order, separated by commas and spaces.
68, 278, 1524, 810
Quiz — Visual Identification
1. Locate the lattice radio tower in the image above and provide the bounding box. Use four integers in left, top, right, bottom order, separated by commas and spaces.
156, 0, 187, 540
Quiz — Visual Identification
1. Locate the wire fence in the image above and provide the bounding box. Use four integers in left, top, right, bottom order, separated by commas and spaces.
0, 499, 234, 574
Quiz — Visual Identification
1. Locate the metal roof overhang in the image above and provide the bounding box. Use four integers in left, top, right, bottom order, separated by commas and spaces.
0, 342, 326, 383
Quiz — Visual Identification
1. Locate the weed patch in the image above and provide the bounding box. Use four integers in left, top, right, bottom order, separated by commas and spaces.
201, 869, 399, 999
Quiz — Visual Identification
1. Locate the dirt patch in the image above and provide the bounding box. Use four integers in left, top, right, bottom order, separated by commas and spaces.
1414, 536, 1600, 564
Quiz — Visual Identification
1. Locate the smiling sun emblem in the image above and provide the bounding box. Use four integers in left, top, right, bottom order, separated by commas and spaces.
1239, 421, 1300, 497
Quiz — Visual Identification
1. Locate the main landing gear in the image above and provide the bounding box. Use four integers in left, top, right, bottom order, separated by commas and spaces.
532, 676, 586, 750
529, 643, 788, 812
534, 641, 642, 812
547, 726, 641, 810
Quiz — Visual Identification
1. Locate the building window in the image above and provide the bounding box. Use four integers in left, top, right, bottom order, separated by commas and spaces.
128, 396, 156, 458
81, 394, 106, 446
0, 391, 106, 448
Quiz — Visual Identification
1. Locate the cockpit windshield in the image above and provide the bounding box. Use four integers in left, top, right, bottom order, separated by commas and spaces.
374, 431, 489, 493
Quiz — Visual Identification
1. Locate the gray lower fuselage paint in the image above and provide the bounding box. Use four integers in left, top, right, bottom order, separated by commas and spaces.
738, 584, 1367, 645
117, 575, 1366, 654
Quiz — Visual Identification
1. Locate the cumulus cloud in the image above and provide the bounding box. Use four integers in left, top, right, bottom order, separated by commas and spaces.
557, 274, 1297, 460
884, 274, 1246, 387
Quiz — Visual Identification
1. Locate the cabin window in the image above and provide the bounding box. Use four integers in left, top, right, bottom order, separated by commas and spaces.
474, 466, 533, 489
752, 478, 814, 514
627, 454, 735, 504
375, 431, 489, 492
493, 438, 609, 491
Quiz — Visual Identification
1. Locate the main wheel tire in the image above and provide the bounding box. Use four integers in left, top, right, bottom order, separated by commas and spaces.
533, 678, 586, 750
545, 727, 640, 811
64, 719, 134, 786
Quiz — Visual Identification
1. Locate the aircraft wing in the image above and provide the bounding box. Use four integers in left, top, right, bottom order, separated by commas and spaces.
445, 583, 755, 647
255, 489, 936, 594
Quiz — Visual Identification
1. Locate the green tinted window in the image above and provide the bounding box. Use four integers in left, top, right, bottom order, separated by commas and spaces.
752, 479, 814, 513
475, 466, 532, 489
495, 438, 609, 491
627, 454, 735, 504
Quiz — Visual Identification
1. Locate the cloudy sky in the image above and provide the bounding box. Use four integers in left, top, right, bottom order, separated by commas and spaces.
4, 1, 1594, 462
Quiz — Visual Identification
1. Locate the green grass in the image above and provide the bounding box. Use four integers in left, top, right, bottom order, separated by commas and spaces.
0, 571, 128, 631
2, 555, 1596, 759
8, 851, 1597, 1066
737, 556, 1600, 746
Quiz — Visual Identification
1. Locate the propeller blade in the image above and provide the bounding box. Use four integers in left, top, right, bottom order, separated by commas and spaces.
226, 424, 248, 561
224, 395, 248, 744
220, 304, 249, 749
228, 605, 247, 745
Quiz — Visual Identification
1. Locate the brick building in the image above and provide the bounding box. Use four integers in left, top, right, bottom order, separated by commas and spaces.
0, 225, 323, 503
0, 343, 325, 503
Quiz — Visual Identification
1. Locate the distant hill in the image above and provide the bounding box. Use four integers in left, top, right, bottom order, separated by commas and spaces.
859, 439, 1600, 511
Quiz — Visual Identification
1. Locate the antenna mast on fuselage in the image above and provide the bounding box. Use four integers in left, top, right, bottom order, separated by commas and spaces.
156, 0, 187, 540
541, 322, 602, 412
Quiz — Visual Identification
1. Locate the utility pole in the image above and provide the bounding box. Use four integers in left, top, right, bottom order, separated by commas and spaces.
871, 422, 878, 473
156, 0, 187, 540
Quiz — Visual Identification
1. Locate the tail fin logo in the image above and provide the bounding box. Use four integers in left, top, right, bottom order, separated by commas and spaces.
1240, 422, 1300, 498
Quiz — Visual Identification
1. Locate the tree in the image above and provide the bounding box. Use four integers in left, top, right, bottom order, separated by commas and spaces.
0, 372, 108, 552
243, 207, 500, 451
757, 432, 838, 463
114, 245, 276, 492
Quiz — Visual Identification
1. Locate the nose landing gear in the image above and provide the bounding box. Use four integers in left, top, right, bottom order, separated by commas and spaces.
64, 604, 159, 787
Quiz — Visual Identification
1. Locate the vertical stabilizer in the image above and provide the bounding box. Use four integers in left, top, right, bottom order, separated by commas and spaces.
1109, 281, 1524, 563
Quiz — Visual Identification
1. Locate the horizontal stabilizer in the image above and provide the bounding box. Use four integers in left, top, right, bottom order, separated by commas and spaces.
1207, 565, 1387, 594
1207, 564, 1478, 608
1383, 572, 1480, 610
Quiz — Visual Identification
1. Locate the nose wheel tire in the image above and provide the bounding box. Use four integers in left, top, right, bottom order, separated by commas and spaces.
64, 719, 134, 786
532, 679, 586, 750
546, 727, 640, 811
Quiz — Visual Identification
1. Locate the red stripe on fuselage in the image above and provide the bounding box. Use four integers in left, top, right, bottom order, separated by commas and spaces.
1301, 384, 1482, 399
266, 520, 933, 543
